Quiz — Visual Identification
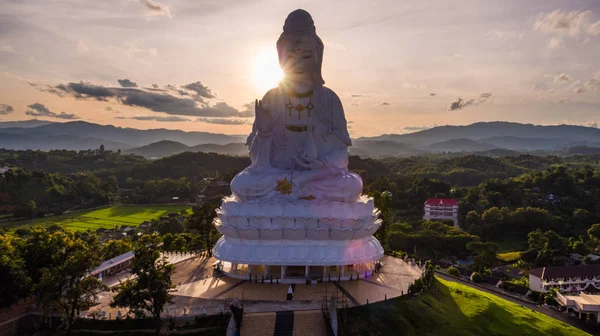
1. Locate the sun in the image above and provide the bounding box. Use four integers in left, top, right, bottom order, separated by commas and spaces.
253, 48, 283, 93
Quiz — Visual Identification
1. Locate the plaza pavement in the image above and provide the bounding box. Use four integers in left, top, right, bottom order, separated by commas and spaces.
91, 255, 422, 318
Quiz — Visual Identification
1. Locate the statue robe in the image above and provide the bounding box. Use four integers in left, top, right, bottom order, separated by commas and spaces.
230, 85, 362, 202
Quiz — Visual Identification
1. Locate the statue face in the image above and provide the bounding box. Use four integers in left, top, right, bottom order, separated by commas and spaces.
280, 35, 319, 84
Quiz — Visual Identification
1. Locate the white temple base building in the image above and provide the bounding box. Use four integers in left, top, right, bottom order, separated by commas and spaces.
213, 196, 384, 283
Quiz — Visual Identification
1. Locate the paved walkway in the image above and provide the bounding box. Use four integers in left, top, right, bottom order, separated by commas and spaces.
91, 255, 422, 318
240, 310, 327, 336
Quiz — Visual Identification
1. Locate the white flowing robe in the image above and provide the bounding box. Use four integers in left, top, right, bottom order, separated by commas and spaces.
230, 85, 362, 202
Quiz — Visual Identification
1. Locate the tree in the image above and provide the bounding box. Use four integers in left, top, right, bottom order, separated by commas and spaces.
26, 200, 37, 218
32, 230, 106, 334
101, 238, 133, 260
470, 272, 483, 283
446, 266, 460, 277
186, 202, 219, 256
467, 241, 499, 272
99, 144, 105, 153
0, 235, 30, 308
111, 235, 175, 335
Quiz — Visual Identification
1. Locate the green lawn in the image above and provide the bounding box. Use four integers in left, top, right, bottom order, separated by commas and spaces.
339, 278, 588, 336
3, 205, 191, 232
497, 251, 522, 263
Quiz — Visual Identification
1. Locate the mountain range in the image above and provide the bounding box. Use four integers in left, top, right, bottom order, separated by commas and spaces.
1, 120, 599, 158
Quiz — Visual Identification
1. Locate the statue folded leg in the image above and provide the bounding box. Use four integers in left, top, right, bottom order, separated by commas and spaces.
230, 170, 292, 201
293, 169, 363, 203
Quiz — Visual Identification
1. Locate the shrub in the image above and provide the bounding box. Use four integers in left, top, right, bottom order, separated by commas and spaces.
470, 272, 483, 283
446, 266, 460, 277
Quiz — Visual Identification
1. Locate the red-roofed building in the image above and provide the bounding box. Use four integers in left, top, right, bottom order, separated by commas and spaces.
423, 198, 459, 227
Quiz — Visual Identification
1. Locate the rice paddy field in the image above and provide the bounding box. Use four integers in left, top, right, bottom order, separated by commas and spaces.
3, 205, 191, 232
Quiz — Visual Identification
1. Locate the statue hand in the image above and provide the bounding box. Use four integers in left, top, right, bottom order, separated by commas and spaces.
255, 99, 273, 134
293, 154, 324, 170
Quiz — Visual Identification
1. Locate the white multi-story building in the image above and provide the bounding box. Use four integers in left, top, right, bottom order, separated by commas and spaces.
556, 292, 600, 323
423, 198, 459, 227
529, 265, 600, 293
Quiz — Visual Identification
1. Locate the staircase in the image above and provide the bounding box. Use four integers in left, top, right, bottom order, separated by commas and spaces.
239, 310, 327, 336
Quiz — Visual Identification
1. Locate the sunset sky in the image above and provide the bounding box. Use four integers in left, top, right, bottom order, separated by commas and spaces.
0, 0, 599, 137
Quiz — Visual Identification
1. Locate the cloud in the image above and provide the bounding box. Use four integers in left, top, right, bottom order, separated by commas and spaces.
547, 37, 564, 49
554, 73, 571, 83
558, 98, 570, 103
181, 81, 215, 99
351, 94, 366, 98
0, 44, 15, 54
403, 83, 427, 90
448, 98, 475, 111
25, 103, 79, 120
139, 0, 171, 18
152, 84, 159, 89
534, 10, 594, 37
104, 106, 113, 111
403, 124, 436, 132
196, 117, 253, 125
37, 81, 249, 118
448, 92, 492, 110
573, 72, 600, 94
76, 41, 89, 53
0, 104, 14, 115
117, 115, 189, 122
381, 102, 390, 106
429, 93, 437, 96
118, 79, 138, 88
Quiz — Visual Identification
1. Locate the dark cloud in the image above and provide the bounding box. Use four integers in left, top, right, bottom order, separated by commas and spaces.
182, 81, 215, 99
429, 93, 437, 96
139, 0, 171, 17
448, 92, 492, 111
104, 106, 113, 111
0, 104, 14, 115
448, 98, 475, 111
38, 81, 248, 118
117, 79, 138, 88
117, 115, 189, 122
351, 94, 367, 98
152, 84, 159, 89
25, 103, 80, 120
196, 117, 253, 125
381, 102, 390, 106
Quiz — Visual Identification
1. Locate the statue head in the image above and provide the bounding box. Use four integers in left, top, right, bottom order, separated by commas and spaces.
277, 9, 325, 88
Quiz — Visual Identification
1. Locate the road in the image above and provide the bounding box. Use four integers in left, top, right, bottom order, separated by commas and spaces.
436, 272, 599, 336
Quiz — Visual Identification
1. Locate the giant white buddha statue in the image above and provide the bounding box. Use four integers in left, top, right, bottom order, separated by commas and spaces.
213, 10, 383, 279
231, 9, 362, 203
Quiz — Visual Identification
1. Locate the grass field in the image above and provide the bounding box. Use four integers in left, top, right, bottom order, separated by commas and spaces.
497, 251, 522, 263
339, 278, 588, 336
2, 205, 191, 232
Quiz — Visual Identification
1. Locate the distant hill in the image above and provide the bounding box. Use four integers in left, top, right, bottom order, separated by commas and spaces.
126, 141, 248, 158
0, 132, 132, 151
0, 119, 55, 128
428, 138, 497, 152
3, 120, 600, 157
351, 140, 420, 158
0, 120, 245, 151
359, 122, 600, 148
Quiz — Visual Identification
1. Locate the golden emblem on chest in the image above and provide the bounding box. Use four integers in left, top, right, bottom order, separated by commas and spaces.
285, 124, 308, 132
285, 91, 314, 120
